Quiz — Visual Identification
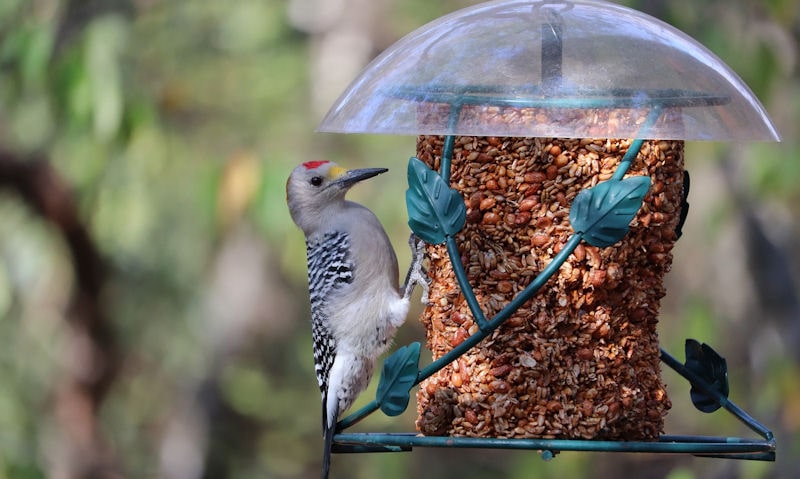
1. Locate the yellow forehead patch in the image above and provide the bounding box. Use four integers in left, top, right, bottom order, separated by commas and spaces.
327, 165, 348, 180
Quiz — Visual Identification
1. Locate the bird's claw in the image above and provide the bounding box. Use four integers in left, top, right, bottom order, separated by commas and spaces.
403, 233, 430, 304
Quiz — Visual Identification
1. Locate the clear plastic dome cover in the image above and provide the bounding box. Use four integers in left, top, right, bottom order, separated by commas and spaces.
318, 0, 780, 141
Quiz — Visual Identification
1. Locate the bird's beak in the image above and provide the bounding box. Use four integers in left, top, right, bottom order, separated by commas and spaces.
329, 167, 388, 190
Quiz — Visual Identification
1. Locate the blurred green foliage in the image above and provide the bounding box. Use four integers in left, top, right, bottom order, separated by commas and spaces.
0, 0, 797, 478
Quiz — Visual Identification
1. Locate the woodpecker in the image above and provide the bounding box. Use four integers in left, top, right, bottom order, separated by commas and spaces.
286, 160, 427, 479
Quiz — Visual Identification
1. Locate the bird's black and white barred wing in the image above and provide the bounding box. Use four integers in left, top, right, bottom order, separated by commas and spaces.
306, 231, 354, 399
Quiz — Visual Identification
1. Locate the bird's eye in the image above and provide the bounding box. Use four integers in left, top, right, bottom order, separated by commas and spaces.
310, 176, 323, 187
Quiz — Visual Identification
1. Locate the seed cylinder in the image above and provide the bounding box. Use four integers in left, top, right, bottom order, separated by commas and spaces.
415, 134, 683, 440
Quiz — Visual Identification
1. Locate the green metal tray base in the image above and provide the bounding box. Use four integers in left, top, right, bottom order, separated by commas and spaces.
332, 432, 776, 462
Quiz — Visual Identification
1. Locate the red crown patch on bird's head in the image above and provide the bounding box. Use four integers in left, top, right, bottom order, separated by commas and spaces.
302, 160, 330, 170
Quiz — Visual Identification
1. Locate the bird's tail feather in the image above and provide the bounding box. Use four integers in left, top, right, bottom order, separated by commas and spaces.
322, 408, 337, 479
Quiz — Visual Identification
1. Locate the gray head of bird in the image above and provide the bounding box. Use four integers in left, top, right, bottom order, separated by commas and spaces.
286, 160, 387, 234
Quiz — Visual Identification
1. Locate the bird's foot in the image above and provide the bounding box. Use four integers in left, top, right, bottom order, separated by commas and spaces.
403, 233, 429, 304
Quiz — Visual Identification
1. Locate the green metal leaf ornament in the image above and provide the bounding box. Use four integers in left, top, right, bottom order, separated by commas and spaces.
569, 176, 651, 247
375, 342, 421, 417
685, 339, 729, 413
406, 157, 466, 245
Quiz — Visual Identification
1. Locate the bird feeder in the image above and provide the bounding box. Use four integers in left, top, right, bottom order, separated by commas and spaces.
317, 0, 778, 461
